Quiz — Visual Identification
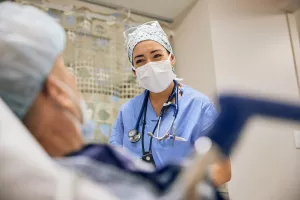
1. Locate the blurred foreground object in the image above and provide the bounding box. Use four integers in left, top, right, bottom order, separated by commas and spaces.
2, 92, 300, 199
58, 94, 300, 200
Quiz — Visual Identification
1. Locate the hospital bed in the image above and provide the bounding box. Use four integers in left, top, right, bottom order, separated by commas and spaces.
2, 94, 300, 200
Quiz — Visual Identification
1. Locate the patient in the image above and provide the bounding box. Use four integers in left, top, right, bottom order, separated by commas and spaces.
0, 2, 227, 199
0, 2, 84, 157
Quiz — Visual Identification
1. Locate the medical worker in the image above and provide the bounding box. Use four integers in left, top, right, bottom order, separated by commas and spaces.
109, 21, 231, 185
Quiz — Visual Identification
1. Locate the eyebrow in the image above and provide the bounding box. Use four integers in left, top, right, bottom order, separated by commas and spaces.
134, 54, 144, 61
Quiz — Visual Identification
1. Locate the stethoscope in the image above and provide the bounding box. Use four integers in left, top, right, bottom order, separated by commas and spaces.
128, 80, 184, 165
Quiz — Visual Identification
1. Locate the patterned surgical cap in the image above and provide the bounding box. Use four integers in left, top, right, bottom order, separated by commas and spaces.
0, 2, 66, 119
124, 21, 173, 64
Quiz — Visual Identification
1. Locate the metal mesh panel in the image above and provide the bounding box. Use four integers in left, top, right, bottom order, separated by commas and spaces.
16, 1, 171, 143
63, 16, 145, 143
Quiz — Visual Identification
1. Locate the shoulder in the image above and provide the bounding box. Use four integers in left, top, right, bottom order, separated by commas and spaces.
181, 84, 214, 108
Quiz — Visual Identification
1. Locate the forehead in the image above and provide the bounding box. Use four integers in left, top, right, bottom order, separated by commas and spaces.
132, 40, 167, 56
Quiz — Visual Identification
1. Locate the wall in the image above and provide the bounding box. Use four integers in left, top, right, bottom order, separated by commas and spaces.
173, 0, 216, 99
295, 10, 300, 35
174, 0, 300, 199
289, 11, 300, 95
209, 0, 299, 99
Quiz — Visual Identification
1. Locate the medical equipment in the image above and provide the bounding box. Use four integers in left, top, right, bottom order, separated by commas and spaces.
127, 89, 149, 143
128, 80, 186, 164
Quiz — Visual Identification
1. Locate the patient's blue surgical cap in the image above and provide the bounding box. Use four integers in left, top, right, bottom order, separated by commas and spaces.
0, 2, 66, 119
124, 21, 173, 65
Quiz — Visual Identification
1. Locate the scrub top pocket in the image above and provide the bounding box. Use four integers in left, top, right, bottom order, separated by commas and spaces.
153, 138, 193, 168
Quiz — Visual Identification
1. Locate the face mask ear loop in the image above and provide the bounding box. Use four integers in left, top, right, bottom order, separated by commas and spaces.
64, 109, 82, 133
168, 53, 172, 61
48, 96, 82, 137
50, 76, 83, 123
169, 53, 174, 72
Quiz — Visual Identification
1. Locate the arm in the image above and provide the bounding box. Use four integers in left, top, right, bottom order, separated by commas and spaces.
109, 110, 124, 147
192, 102, 231, 186
211, 158, 231, 186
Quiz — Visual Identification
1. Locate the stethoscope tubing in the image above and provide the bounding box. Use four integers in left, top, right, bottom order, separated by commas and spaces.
128, 80, 180, 151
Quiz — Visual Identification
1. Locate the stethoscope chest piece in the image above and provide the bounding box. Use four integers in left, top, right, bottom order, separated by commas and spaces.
142, 152, 155, 166
128, 129, 141, 143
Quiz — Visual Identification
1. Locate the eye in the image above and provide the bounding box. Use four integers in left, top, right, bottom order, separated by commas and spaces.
136, 59, 145, 65
153, 54, 162, 59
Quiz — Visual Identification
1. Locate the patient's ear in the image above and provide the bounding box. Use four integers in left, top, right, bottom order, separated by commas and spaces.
44, 76, 58, 97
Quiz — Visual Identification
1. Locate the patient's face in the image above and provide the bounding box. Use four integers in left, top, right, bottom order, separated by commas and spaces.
24, 56, 84, 157
50, 56, 83, 122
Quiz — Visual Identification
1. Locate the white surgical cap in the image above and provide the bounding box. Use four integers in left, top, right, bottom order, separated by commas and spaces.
124, 21, 172, 64
0, 2, 66, 119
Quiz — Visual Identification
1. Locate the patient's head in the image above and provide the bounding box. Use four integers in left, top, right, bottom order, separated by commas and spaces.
0, 2, 84, 156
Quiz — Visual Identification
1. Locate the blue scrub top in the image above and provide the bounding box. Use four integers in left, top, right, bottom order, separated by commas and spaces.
109, 85, 217, 169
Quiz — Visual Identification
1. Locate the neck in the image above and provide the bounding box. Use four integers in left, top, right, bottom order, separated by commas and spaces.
149, 81, 175, 103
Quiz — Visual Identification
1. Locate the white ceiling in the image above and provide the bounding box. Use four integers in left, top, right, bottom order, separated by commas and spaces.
79, 0, 197, 22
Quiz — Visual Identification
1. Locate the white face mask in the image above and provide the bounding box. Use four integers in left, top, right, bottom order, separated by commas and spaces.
135, 54, 176, 93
